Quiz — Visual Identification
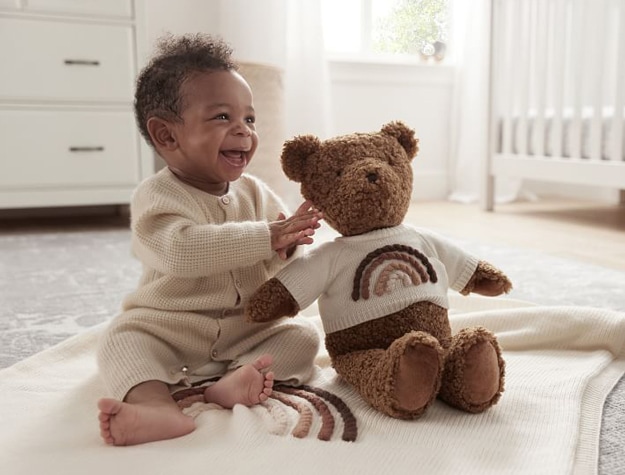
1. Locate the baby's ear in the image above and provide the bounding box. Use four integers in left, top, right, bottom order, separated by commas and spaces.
381, 121, 419, 160
281, 135, 321, 183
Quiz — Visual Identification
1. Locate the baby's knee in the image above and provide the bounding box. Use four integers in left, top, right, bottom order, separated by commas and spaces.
287, 318, 321, 354
270, 319, 321, 383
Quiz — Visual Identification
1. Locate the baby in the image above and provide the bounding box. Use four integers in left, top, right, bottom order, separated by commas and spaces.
97, 33, 322, 446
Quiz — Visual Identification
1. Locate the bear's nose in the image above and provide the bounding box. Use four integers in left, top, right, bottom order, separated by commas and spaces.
366, 172, 378, 183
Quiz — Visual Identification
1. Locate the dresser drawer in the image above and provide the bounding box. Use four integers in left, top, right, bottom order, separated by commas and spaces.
25, 0, 132, 18
1, 109, 140, 188
0, 18, 134, 102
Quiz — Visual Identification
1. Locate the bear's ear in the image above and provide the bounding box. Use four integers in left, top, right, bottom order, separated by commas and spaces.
281, 135, 321, 183
381, 121, 419, 160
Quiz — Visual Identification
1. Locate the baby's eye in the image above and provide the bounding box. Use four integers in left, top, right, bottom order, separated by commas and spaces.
214, 113, 229, 120
245, 116, 256, 124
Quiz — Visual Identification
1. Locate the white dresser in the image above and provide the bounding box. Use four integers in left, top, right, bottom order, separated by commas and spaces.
0, 0, 153, 209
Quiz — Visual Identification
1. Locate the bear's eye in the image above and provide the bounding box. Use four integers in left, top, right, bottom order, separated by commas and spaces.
335, 170, 342, 177
382, 153, 395, 165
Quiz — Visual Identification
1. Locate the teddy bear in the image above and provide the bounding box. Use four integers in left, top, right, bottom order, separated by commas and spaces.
245, 121, 513, 420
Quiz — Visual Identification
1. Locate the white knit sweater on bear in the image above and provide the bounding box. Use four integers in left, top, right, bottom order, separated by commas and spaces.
275, 225, 479, 333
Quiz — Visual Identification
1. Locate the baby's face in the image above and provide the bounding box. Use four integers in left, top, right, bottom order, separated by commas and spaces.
164, 70, 258, 195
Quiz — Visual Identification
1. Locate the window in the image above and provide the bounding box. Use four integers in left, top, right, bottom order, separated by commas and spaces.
321, 0, 450, 62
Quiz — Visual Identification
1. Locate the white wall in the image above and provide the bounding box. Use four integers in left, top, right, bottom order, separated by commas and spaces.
141, 0, 287, 67
139, 0, 220, 64
214, 0, 287, 68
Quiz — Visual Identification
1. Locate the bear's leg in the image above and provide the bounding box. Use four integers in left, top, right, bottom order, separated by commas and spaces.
332, 331, 443, 419
439, 327, 505, 413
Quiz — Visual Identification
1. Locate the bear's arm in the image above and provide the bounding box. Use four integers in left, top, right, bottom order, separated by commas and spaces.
460, 260, 513, 296
246, 242, 336, 323
245, 278, 300, 323
415, 227, 512, 296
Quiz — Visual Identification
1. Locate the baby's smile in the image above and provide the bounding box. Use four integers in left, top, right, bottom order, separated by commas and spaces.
220, 150, 248, 168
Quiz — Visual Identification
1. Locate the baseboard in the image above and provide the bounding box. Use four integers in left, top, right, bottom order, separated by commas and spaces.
0, 204, 129, 220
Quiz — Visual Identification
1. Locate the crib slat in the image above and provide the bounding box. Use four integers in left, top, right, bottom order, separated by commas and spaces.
611, 0, 625, 163
499, 0, 514, 155
485, 0, 500, 210
588, 0, 608, 161
531, 0, 548, 157
494, 0, 510, 154
568, 0, 584, 159
515, 0, 531, 155
549, 0, 566, 158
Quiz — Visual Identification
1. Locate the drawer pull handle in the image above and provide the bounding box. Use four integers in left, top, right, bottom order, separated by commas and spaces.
64, 59, 101, 66
69, 146, 105, 152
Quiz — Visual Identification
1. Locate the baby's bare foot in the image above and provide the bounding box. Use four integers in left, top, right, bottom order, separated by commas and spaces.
203, 354, 274, 408
97, 398, 195, 446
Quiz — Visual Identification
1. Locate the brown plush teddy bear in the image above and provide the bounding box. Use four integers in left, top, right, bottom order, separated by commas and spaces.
245, 121, 513, 420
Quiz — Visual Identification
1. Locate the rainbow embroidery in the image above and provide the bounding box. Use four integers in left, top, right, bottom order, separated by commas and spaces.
173, 383, 357, 442
351, 244, 437, 301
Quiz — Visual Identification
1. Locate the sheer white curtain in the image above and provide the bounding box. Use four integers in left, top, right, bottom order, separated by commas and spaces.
216, 0, 329, 208
448, 0, 522, 204
284, 1, 331, 139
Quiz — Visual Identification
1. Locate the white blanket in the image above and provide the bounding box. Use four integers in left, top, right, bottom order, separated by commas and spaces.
1, 295, 624, 475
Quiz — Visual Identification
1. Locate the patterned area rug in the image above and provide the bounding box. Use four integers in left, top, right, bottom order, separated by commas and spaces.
0, 216, 623, 473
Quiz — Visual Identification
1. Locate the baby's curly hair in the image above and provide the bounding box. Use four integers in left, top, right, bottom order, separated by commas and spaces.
134, 33, 238, 147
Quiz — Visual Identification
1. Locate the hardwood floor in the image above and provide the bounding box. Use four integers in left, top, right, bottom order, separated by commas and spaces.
405, 199, 625, 272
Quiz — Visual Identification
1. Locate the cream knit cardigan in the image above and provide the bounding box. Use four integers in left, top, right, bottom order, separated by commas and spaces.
122, 167, 297, 314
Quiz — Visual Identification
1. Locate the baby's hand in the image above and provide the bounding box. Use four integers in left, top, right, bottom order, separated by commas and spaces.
270, 200, 323, 260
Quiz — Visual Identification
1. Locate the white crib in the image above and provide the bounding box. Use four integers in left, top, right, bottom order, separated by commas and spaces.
484, 0, 625, 210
